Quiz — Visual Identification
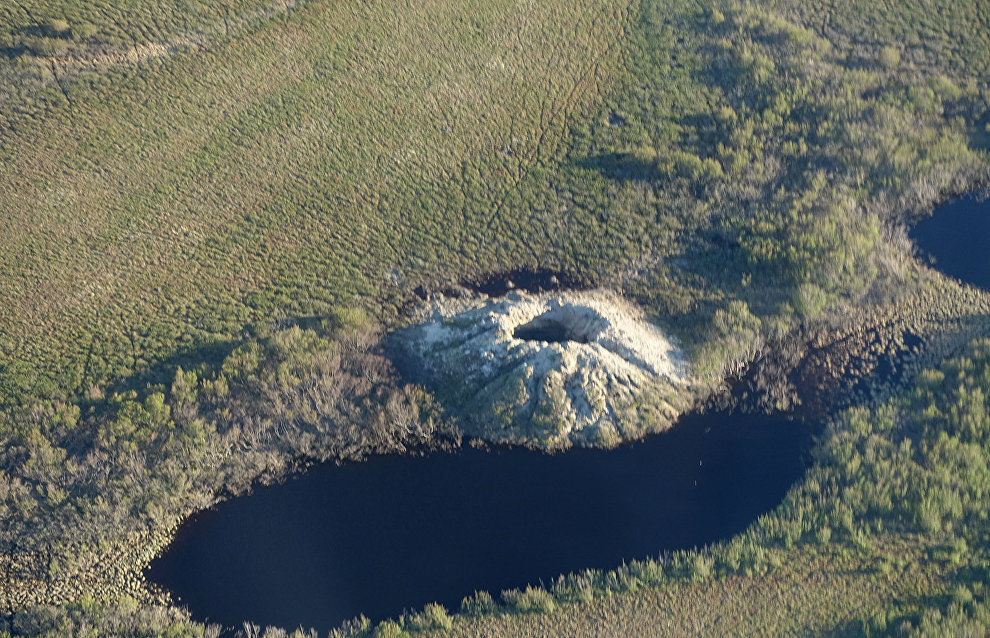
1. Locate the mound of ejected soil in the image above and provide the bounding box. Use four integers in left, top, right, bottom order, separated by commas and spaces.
390, 289, 695, 448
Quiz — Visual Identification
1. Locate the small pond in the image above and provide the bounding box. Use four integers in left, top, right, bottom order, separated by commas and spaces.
147, 410, 814, 632
911, 193, 990, 290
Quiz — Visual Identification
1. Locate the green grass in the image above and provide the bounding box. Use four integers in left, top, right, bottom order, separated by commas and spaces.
2, 0, 987, 406
1, 0, 276, 38
442, 541, 945, 637
0, 0, 632, 404
1, 0, 296, 49
1, 0, 990, 634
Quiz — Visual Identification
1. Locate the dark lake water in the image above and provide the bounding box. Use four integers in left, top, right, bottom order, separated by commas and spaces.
911, 194, 990, 289
146, 192, 987, 632
147, 411, 813, 632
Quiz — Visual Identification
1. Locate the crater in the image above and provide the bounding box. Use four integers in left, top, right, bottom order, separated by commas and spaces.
390, 289, 695, 448
512, 306, 605, 344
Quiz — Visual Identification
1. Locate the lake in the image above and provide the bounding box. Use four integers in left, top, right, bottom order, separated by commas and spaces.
147, 410, 813, 632
146, 192, 989, 633
911, 193, 990, 290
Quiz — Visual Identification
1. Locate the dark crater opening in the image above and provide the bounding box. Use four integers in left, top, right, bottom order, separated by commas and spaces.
513, 320, 575, 343
512, 308, 604, 344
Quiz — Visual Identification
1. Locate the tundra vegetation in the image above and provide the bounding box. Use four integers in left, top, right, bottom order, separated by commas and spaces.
1, 0, 989, 634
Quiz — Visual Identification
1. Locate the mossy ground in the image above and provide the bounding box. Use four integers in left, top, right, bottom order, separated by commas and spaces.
1, 0, 990, 635
445, 540, 943, 637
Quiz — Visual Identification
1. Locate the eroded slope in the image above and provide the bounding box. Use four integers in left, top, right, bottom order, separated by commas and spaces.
393, 290, 694, 447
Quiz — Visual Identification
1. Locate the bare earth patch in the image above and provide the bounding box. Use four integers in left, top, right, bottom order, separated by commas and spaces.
392, 289, 696, 448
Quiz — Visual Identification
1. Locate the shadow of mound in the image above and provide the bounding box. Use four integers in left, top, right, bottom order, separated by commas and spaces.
411, 268, 597, 302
